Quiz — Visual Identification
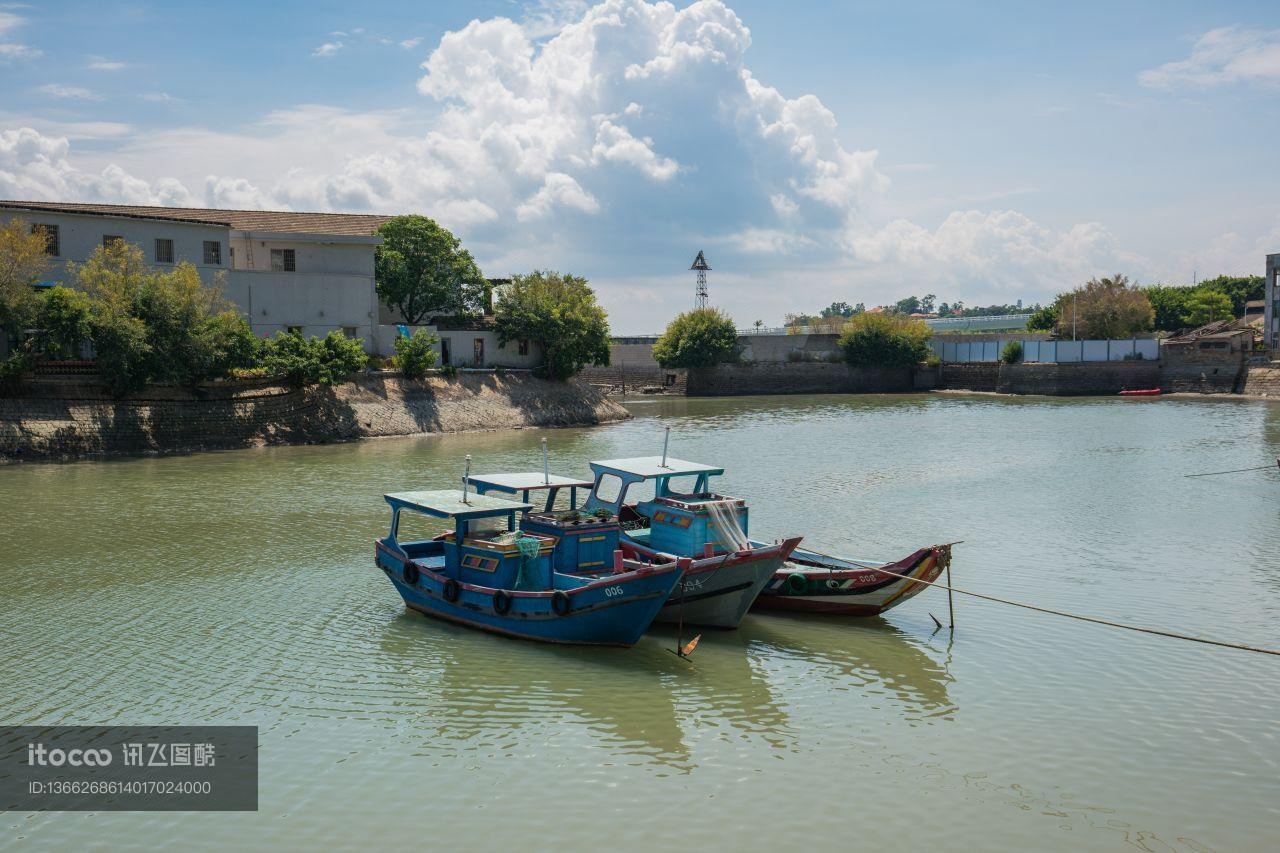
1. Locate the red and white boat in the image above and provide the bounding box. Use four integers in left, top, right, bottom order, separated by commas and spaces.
751, 544, 953, 616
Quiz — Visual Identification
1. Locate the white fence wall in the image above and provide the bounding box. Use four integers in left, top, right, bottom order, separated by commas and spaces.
934, 338, 1159, 363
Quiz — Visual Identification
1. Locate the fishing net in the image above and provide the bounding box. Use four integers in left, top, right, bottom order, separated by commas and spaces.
514, 535, 542, 590
705, 500, 749, 552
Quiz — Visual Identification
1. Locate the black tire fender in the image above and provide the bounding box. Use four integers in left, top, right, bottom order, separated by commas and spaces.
493, 589, 512, 615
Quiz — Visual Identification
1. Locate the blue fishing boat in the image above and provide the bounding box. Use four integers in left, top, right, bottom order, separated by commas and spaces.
374, 488, 684, 646
582, 456, 802, 629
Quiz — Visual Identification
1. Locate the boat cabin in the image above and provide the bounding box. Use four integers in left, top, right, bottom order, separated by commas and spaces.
584, 457, 749, 556
383, 489, 556, 590
470, 472, 624, 575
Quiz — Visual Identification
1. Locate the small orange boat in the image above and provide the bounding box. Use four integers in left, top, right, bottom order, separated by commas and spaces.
1119, 389, 1162, 396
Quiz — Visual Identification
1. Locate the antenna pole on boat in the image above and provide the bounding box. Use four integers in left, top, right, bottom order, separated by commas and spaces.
542, 437, 549, 485
660, 425, 670, 469
463, 454, 472, 505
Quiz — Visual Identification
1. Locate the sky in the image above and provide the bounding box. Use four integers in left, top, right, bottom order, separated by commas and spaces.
1, 0, 1278, 333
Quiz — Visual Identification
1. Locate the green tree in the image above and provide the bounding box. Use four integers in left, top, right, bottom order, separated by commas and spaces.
260, 331, 368, 385
653, 307, 739, 369
1025, 302, 1059, 331
375, 215, 486, 325
494, 271, 611, 380
821, 301, 854, 319
394, 328, 439, 378
1143, 284, 1193, 332
891, 295, 922, 315
1197, 275, 1264, 317
73, 242, 257, 391
0, 218, 50, 344
1183, 288, 1234, 327
838, 313, 932, 367
1055, 274, 1153, 339
36, 286, 92, 358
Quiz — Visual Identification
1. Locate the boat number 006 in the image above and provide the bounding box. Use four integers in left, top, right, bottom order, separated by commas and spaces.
604, 586, 625, 598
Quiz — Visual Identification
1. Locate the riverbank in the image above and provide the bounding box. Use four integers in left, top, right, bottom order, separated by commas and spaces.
0, 371, 629, 462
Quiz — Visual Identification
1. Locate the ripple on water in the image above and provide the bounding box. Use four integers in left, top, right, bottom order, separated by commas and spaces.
2, 395, 1279, 850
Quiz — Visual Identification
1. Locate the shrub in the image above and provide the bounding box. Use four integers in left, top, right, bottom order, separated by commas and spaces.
190, 312, 259, 381
440, 364, 458, 379
1000, 340, 1024, 364
393, 329, 439, 378
653, 307, 739, 368
90, 309, 151, 395
838, 313, 932, 367
37, 286, 92, 359
260, 331, 368, 386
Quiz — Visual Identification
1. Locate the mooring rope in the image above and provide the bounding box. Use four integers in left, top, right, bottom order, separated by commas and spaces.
1184, 460, 1279, 478
862, 556, 1280, 657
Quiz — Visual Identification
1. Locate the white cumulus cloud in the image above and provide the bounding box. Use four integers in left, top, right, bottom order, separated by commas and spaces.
1141, 26, 1280, 89
0, 0, 1266, 330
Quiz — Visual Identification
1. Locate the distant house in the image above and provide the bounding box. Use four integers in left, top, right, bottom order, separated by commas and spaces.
0, 201, 541, 367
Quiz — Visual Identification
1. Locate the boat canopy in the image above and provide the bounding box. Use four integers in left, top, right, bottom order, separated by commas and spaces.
384, 489, 532, 520
469, 472, 593, 512
588, 457, 724, 479
585, 457, 724, 513
468, 473, 592, 493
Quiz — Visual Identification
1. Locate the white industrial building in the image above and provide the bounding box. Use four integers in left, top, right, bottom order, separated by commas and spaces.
0, 200, 540, 367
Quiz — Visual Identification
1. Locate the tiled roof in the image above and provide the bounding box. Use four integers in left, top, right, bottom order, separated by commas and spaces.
0, 200, 394, 236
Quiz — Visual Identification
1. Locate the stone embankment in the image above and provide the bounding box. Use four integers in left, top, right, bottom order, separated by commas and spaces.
1242, 366, 1280, 397
0, 372, 629, 462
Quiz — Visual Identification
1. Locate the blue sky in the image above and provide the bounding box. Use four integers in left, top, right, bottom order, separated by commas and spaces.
2, 0, 1278, 332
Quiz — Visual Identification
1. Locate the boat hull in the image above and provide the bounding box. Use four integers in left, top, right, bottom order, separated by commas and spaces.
752, 544, 951, 617
625, 537, 802, 629
375, 540, 683, 646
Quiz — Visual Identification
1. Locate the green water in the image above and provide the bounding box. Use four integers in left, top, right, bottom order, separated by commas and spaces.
3, 393, 1280, 851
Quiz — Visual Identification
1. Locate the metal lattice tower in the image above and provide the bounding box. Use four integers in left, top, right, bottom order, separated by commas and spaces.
690, 250, 710, 308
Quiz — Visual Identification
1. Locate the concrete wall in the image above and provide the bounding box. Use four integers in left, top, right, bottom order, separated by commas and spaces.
1, 209, 228, 282
227, 234, 375, 276
940, 363, 1000, 392
1160, 337, 1248, 393
686, 362, 913, 396
225, 271, 378, 351
579, 364, 686, 393
737, 333, 840, 363
372, 325, 543, 369
940, 362, 1161, 395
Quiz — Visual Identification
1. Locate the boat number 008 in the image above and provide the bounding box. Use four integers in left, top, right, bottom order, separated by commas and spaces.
604, 586, 625, 598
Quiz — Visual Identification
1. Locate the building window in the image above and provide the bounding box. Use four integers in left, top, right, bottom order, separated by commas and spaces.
154, 238, 174, 264
203, 241, 222, 265
270, 249, 296, 272
341, 325, 359, 338
285, 325, 303, 336
518, 339, 529, 356
103, 234, 124, 249
31, 224, 59, 256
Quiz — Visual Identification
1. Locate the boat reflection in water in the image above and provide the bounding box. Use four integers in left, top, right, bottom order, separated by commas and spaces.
373, 608, 801, 769
740, 613, 956, 722
378, 611, 693, 769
